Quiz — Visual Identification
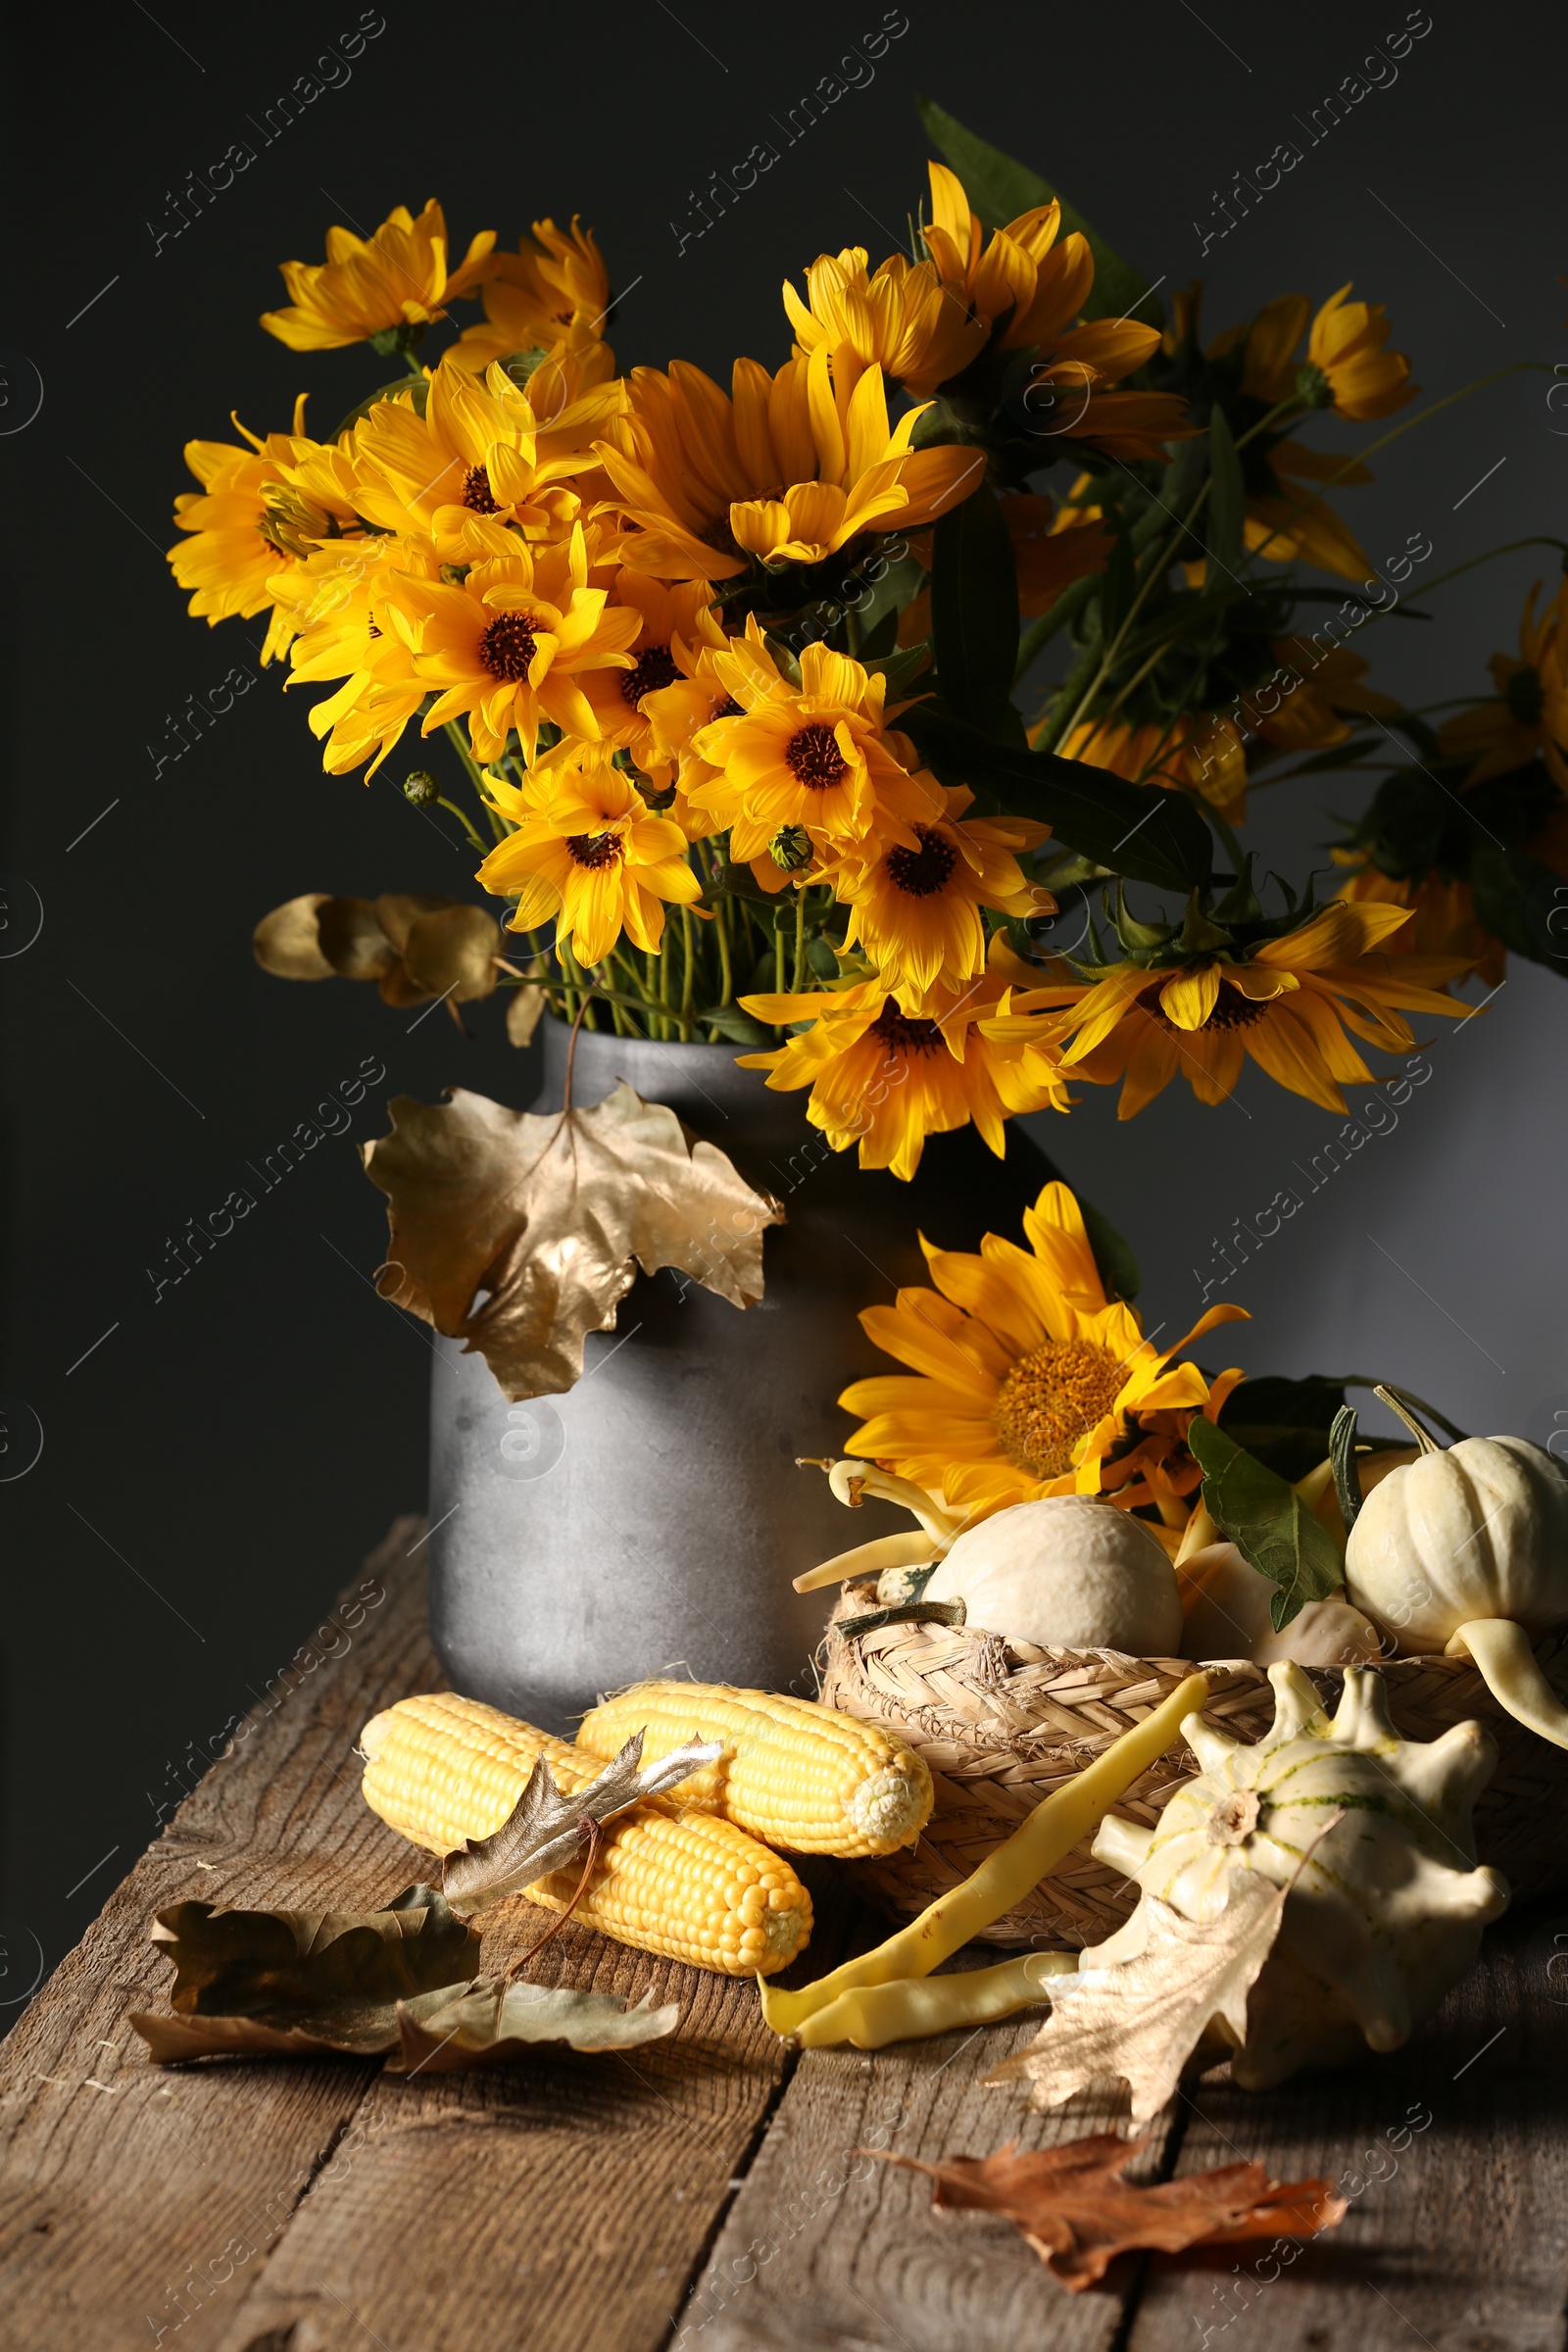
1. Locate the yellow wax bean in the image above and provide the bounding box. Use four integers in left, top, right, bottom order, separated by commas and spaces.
794, 1950, 1079, 2049
792, 1532, 935, 1594
760, 1671, 1209, 2037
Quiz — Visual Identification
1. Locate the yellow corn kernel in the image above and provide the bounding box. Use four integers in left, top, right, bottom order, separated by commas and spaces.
575, 1680, 933, 1858
359, 1690, 811, 1977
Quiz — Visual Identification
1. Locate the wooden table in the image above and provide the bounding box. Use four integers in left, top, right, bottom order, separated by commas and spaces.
4, 1522, 1564, 2352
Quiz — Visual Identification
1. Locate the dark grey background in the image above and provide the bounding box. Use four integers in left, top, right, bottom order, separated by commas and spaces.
2, 0, 1562, 2012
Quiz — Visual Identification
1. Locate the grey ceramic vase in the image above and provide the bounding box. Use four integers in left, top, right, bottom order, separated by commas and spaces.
427, 1018, 1060, 1733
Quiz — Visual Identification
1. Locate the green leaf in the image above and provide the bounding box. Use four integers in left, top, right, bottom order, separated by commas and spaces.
1186, 1420, 1345, 1632
1468, 841, 1568, 968
701, 1004, 771, 1046
1217, 1375, 1348, 1484
917, 100, 1159, 328
1205, 409, 1245, 580
329, 374, 427, 442
931, 482, 1020, 730
900, 707, 1212, 893
1330, 1404, 1363, 1533
1077, 1195, 1140, 1302
865, 642, 934, 701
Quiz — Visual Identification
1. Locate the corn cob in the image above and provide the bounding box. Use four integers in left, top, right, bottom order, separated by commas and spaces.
359, 1690, 812, 1977
575, 1680, 933, 1858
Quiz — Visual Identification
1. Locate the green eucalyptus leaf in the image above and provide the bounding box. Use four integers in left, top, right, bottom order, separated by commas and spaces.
701, 1004, 771, 1045
900, 707, 1212, 893
931, 482, 1020, 731
917, 100, 1159, 327
1186, 1419, 1346, 1631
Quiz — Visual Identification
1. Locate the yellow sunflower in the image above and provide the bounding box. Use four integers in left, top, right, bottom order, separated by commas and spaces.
477, 746, 701, 964
390, 522, 642, 761
260, 199, 495, 352
1054, 712, 1249, 825
350, 356, 626, 549
738, 935, 1072, 1179
1439, 580, 1568, 790
838, 1180, 1248, 1525
167, 399, 362, 664
595, 347, 981, 581
1245, 637, 1400, 751
451, 218, 612, 372
1336, 864, 1507, 991
826, 786, 1052, 1006
1048, 899, 1474, 1118
575, 575, 721, 778
276, 532, 436, 780
784, 166, 1193, 461
687, 621, 941, 861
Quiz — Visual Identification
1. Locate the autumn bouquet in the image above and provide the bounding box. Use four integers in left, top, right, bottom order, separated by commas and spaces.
172, 104, 1568, 1183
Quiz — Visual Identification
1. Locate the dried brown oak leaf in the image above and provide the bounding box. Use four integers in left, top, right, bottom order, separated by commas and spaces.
874, 2132, 1346, 2290
387, 1981, 680, 2075
362, 1079, 784, 1399
989, 1872, 1287, 2125
129, 1884, 479, 2063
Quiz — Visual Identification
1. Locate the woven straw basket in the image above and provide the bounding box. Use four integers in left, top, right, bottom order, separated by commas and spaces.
819, 1582, 1568, 1949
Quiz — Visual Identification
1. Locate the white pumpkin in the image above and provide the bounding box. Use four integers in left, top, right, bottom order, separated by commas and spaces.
922, 1495, 1183, 1653
1092, 1662, 1508, 2088
1179, 1540, 1381, 1669
1346, 1432, 1568, 1649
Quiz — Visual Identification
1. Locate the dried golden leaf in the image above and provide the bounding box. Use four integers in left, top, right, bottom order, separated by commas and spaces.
373, 891, 462, 954
128, 1883, 479, 2063
507, 980, 548, 1049
317, 896, 399, 981
442, 1731, 723, 1917
253, 892, 335, 981
874, 2132, 1346, 2290
990, 1874, 1286, 2125
362, 1080, 785, 1398
387, 1982, 680, 2075
403, 906, 503, 1004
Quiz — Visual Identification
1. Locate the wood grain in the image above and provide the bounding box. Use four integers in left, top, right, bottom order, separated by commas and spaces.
1125, 1900, 1568, 2352
7, 1517, 1568, 2352
0, 1522, 821, 2352
677, 2000, 1167, 2352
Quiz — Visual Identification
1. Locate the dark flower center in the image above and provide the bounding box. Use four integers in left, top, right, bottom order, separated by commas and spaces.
564, 831, 624, 869
619, 643, 680, 708
885, 824, 957, 899
786, 722, 849, 790
463, 463, 500, 514
868, 1006, 943, 1057
478, 613, 539, 682
711, 696, 742, 720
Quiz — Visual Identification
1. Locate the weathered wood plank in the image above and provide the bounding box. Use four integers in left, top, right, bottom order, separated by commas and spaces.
676, 1997, 1170, 2352
0, 1519, 438, 2352
0, 1519, 840, 2352
1125, 1904, 1568, 2352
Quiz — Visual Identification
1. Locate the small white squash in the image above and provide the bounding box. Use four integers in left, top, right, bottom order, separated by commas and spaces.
1344, 1397, 1568, 1748
1179, 1541, 1381, 1669
922, 1495, 1183, 1653
1346, 1431, 1568, 1649
1091, 1662, 1508, 2088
